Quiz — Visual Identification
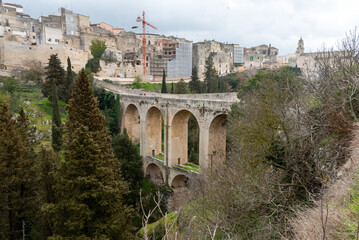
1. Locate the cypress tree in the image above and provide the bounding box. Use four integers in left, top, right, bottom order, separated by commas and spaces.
42, 54, 65, 101
51, 82, 62, 152
189, 66, 201, 93
65, 57, 73, 103
171, 81, 174, 94
46, 70, 134, 239
204, 55, 218, 93
0, 105, 36, 239
161, 69, 167, 93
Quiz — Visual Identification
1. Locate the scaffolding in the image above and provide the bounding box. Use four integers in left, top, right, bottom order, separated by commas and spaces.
167, 42, 192, 78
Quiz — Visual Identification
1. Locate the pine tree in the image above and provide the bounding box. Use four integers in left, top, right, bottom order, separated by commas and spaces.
16, 108, 39, 238
37, 148, 60, 238
51, 82, 62, 152
46, 70, 134, 239
161, 69, 167, 93
112, 130, 143, 206
189, 66, 201, 93
65, 57, 73, 103
41, 54, 65, 101
0, 105, 36, 239
204, 55, 219, 93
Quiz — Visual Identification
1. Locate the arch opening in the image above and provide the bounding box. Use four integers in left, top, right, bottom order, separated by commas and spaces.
170, 110, 199, 168
209, 114, 227, 170
171, 174, 189, 189
145, 107, 164, 158
145, 163, 164, 185
122, 104, 140, 144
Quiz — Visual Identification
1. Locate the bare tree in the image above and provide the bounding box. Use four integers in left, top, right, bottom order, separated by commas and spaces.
23, 59, 44, 84
139, 190, 180, 240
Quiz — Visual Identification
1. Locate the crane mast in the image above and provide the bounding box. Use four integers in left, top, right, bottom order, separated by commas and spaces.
136, 11, 157, 75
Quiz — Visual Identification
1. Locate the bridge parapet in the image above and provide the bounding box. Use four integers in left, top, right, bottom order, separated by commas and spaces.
94, 79, 239, 104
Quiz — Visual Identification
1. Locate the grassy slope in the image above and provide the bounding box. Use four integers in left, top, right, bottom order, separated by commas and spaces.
0, 82, 67, 147
176, 162, 199, 173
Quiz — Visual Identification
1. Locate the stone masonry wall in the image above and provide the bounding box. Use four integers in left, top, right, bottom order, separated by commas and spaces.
2, 39, 88, 72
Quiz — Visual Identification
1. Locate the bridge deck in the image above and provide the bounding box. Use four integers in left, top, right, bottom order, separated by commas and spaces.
94, 79, 239, 104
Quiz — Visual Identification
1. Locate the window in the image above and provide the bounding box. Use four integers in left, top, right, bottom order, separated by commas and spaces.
32, 36, 35, 39
48, 38, 51, 42
250, 56, 253, 61
5, 19, 9, 26
32, 26, 35, 32
55, 39, 59, 43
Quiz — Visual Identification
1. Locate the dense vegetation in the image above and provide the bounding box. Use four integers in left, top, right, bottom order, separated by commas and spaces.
0, 53, 172, 238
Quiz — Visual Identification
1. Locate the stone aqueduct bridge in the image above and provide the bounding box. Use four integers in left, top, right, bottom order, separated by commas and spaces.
95, 80, 239, 188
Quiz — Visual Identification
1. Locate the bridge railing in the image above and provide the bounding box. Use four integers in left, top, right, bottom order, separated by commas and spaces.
94, 79, 239, 103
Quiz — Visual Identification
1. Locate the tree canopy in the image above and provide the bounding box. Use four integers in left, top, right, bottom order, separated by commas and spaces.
90, 39, 107, 59
45, 70, 134, 239
42, 54, 65, 101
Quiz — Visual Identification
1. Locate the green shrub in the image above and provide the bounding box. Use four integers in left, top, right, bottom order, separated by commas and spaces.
1, 77, 18, 94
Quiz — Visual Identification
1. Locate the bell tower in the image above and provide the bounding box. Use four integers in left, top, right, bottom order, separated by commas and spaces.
296, 37, 304, 55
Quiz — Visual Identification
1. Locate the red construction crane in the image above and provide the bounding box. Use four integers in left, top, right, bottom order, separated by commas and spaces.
136, 11, 157, 75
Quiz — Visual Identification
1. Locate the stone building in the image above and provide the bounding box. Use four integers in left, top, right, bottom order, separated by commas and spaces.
243, 44, 279, 70
0, 3, 39, 44
278, 37, 322, 77
192, 40, 242, 77
0, 3, 89, 71
90, 22, 124, 35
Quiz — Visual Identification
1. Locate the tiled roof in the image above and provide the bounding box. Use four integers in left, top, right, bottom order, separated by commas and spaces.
4, 3, 23, 8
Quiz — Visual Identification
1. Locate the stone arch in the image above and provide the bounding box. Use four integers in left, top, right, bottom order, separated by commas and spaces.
145, 163, 164, 185
170, 174, 189, 189
122, 104, 140, 144
145, 106, 163, 157
170, 110, 199, 166
209, 114, 227, 169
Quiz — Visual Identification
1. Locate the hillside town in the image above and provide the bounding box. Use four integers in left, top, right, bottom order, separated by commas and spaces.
0, 1, 319, 81
2, 0, 359, 239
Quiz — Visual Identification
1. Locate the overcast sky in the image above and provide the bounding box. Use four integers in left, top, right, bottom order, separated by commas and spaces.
11, 0, 359, 55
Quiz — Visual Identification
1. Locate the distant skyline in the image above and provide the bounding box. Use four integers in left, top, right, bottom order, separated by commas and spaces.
9, 0, 359, 55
